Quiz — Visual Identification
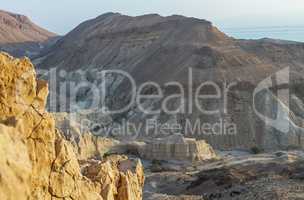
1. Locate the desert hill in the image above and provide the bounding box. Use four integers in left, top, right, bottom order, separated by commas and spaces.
0, 10, 56, 43
35, 13, 304, 150
0, 10, 58, 57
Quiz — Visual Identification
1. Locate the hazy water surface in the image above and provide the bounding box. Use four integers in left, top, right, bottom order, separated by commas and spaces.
221, 26, 304, 42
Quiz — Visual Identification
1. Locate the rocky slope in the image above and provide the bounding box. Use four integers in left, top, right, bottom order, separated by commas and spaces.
0, 10, 57, 57
37, 13, 231, 71
36, 13, 304, 150
0, 52, 144, 200
144, 151, 304, 200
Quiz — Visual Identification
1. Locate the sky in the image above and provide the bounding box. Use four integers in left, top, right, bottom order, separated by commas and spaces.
2, 0, 304, 41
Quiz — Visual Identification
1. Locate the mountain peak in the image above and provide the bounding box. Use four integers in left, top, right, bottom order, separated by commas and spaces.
38, 12, 232, 70
0, 10, 56, 44
97, 12, 121, 18
0, 10, 31, 26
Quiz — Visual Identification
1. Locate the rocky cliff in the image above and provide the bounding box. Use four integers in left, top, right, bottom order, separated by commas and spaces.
34, 13, 304, 151
0, 52, 144, 200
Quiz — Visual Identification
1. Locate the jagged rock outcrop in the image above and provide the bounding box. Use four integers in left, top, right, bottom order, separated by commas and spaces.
130, 134, 217, 161
0, 52, 144, 200
82, 155, 145, 200
54, 112, 121, 160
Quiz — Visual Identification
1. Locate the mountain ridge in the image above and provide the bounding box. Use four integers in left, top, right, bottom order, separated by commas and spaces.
0, 9, 56, 44
0, 10, 58, 58
33, 12, 304, 150
37, 12, 231, 71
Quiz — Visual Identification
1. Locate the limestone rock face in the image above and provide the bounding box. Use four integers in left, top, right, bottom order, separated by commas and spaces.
0, 125, 32, 200
0, 52, 56, 199
82, 155, 145, 200
135, 134, 217, 161
0, 52, 144, 200
53, 112, 121, 160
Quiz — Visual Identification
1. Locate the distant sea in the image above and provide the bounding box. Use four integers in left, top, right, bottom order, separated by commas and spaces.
220, 26, 304, 42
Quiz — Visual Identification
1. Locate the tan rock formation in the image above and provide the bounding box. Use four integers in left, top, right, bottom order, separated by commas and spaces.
135, 134, 217, 161
82, 155, 145, 200
0, 52, 144, 200
0, 125, 32, 200
53, 112, 121, 160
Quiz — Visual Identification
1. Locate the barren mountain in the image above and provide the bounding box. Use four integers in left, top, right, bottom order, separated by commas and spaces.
37, 12, 232, 72
0, 10, 55, 43
0, 10, 57, 57
36, 13, 304, 150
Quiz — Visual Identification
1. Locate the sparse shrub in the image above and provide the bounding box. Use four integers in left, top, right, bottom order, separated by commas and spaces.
150, 159, 163, 172
151, 159, 162, 165
250, 146, 264, 154
103, 151, 118, 158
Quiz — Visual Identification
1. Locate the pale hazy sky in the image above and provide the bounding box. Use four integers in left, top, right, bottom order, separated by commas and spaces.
2, 0, 304, 36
